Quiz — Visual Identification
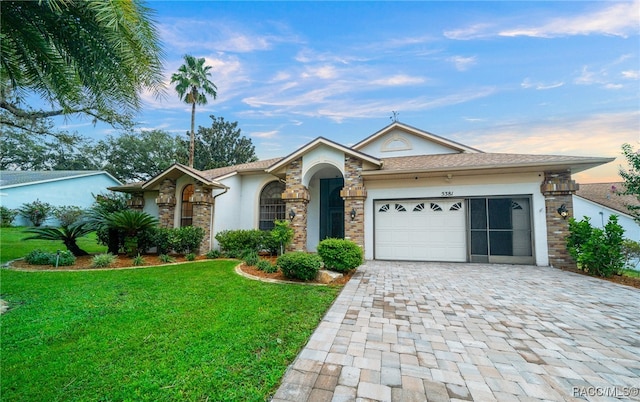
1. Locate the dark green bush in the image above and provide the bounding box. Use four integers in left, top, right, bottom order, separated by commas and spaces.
277, 252, 322, 281
257, 259, 278, 273
206, 249, 221, 259
215, 229, 265, 255
567, 215, 625, 277
186, 253, 196, 261
153, 227, 173, 255
243, 251, 260, 267
55, 250, 76, 266
171, 226, 206, 254
24, 249, 53, 265
317, 238, 363, 272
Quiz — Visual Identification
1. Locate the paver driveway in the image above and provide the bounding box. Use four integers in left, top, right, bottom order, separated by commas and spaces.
272, 261, 640, 402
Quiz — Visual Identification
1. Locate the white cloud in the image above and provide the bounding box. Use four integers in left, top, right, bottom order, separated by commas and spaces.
448, 56, 477, 72
446, 1, 639, 40
250, 130, 279, 139
622, 70, 640, 79
371, 75, 425, 86
521, 78, 564, 90
499, 1, 639, 38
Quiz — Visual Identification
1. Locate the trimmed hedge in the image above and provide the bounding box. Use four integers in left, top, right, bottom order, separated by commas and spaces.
317, 238, 363, 272
277, 252, 322, 281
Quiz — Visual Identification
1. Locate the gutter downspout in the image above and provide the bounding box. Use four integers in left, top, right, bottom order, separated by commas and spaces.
210, 187, 229, 251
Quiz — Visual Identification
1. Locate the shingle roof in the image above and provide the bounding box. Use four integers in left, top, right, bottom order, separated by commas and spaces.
202, 158, 284, 180
365, 153, 614, 176
575, 182, 639, 215
0, 170, 119, 188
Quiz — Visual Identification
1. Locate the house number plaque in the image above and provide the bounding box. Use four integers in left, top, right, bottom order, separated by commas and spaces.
441, 191, 454, 197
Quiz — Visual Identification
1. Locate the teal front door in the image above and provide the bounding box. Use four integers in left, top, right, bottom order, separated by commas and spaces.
320, 178, 344, 240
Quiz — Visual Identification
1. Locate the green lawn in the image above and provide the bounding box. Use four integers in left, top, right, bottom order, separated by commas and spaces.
0, 261, 341, 401
0, 226, 107, 264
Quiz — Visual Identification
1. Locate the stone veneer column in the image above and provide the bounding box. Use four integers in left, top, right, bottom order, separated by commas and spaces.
281, 158, 310, 251
127, 192, 145, 211
541, 171, 579, 269
155, 178, 176, 228
340, 156, 367, 251
191, 182, 214, 254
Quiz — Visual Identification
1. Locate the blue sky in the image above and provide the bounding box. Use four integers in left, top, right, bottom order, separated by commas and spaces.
59, 1, 639, 183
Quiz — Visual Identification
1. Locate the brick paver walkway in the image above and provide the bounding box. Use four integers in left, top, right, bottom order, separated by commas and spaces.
272, 261, 640, 402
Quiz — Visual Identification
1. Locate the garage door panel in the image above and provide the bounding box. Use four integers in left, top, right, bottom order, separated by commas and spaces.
375, 199, 466, 262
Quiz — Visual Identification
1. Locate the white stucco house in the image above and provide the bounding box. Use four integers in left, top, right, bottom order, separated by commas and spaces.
0, 170, 122, 226
110, 122, 614, 268
574, 182, 639, 241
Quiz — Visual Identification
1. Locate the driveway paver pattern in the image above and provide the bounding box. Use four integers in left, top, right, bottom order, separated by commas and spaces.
272, 261, 640, 402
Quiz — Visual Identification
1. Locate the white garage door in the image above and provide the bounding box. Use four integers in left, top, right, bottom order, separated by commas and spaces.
375, 199, 467, 262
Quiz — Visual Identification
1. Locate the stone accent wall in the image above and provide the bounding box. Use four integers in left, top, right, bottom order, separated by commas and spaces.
340, 156, 367, 251
127, 192, 145, 211
282, 158, 310, 251
156, 178, 176, 228
191, 182, 214, 254
541, 171, 579, 269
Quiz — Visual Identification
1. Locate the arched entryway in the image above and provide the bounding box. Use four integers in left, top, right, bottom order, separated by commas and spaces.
303, 164, 344, 251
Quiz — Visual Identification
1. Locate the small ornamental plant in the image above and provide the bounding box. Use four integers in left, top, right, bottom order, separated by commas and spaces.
277, 252, 322, 281
18, 199, 54, 227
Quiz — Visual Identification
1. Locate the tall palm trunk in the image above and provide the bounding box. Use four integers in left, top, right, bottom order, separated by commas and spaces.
189, 101, 196, 167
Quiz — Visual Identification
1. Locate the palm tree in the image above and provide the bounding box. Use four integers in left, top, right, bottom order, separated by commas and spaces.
1, 0, 165, 130
171, 55, 217, 167
24, 222, 94, 257
106, 210, 158, 256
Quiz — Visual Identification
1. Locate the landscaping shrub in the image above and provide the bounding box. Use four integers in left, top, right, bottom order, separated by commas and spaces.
153, 227, 173, 255
567, 215, 625, 277
132, 254, 146, 266
215, 229, 265, 255
186, 253, 196, 261
317, 238, 363, 272
0, 206, 17, 227
159, 254, 175, 263
277, 252, 322, 281
53, 206, 85, 227
171, 226, 205, 254
18, 199, 54, 227
55, 250, 76, 266
271, 220, 294, 255
243, 251, 260, 267
206, 249, 221, 259
24, 249, 54, 265
92, 253, 116, 268
256, 259, 278, 273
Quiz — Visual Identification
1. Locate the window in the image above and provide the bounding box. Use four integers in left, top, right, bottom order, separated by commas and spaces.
181, 184, 194, 227
259, 181, 286, 231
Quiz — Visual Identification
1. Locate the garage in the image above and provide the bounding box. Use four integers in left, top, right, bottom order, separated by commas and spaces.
374, 199, 467, 261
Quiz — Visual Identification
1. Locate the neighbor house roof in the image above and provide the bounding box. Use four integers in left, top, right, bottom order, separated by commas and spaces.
202, 158, 284, 181
0, 170, 121, 189
575, 182, 639, 215
361, 153, 615, 178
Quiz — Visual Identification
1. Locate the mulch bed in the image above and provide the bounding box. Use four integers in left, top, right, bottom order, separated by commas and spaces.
559, 266, 640, 289
7, 254, 355, 285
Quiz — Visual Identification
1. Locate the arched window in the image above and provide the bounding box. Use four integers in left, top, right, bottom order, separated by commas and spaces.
259, 181, 286, 231
181, 184, 194, 227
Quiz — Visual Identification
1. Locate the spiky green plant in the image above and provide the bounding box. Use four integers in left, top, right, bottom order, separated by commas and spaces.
105, 210, 158, 256
23, 222, 93, 256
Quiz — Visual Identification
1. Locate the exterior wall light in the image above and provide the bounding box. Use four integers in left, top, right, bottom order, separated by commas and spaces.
350, 208, 357, 221
289, 209, 296, 221
557, 204, 568, 219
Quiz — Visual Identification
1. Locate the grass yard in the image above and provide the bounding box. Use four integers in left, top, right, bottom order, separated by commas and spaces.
0, 226, 107, 264
0, 261, 341, 401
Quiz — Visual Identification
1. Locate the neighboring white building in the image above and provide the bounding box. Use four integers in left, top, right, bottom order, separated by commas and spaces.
111, 122, 614, 269
0, 170, 122, 226
574, 182, 640, 241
